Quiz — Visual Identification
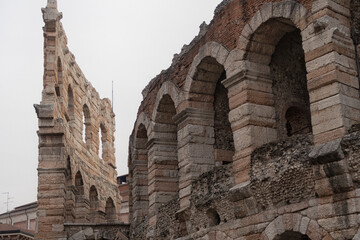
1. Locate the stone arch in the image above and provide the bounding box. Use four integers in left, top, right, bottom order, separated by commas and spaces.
105, 197, 116, 222
222, 1, 312, 185
151, 81, 182, 120
130, 120, 150, 226
74, 171, 87, 222
261, 214, 333, 240
147, 93, 179, 228
134, 112, 151, 140
74, 171, 84, 193
89, 185, 99, 222
183, 41, 230, 94
176, 42, 234, 209
237, 1, 308, 60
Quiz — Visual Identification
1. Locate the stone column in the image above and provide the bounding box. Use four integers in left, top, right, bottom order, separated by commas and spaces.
223, 67, 277, 185
304, 0, 360, 144
35, 118, 67, 239
74, 186, 89, 223
174, 108, 215, 210
130, 148, 149, 225
146, 136, 178, 233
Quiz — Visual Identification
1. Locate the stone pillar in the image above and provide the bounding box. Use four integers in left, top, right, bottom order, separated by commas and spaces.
65, 185, 75, 222
147, 136, 178, 232
304, 0, 360, 144
174, 108, 215, 210
74, 188, 89, 223
130, 148, 149, 225
223, 67, 277, 185
35, 117, 67, 240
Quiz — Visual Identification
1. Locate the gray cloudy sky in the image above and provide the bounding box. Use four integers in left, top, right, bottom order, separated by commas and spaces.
0, 0, 221, 213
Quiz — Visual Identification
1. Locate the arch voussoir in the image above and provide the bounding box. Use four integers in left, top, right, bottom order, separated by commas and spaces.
262, 214, 333, 240
184, 41, 229, 93
151, 81, 182, 121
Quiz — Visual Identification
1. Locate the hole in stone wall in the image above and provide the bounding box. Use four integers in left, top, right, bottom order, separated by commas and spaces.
285, 106, 312, 137
206, 208, 221, 226
55, 85, 61, 97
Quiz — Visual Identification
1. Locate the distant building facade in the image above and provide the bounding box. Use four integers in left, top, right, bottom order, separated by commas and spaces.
0, 223, 34, 240
0, 202, 37, 232
118, 174, 130, 224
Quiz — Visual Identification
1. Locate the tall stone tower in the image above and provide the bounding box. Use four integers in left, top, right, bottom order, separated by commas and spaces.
35, 1, 123, 239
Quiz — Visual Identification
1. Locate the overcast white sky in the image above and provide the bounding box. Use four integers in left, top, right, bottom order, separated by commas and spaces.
0, 0, 221, 213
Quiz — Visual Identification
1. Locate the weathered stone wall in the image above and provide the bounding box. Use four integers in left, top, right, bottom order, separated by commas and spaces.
138, 0, 315, 118
136, 131, 360, 239
65, 223, 130, 240
129, 0, 360, 239
250, 134, 315, 209
35, 1, 127, 239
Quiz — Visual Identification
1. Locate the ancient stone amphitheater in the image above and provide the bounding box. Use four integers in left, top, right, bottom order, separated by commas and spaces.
35, 0, 360, 239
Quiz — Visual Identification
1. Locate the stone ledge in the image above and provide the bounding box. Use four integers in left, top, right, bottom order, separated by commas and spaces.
229, 181, 252, 202
309, 138, 344, 164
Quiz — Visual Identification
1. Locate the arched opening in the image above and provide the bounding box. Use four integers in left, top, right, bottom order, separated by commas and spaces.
75, 171, 84, 194
214, 71, 234, 165
74, 171, 86, 222
131, 123, 149, 225
98, 123, 107, 160
82, 104, 91, 145
270, 27, 311, 139
149, 94, 178, 221
105, 197, 116, 222
89, 186, 99, 222
206, 208, 221, 227
274, 231, 311, 240
245, 18, 312, 140
190, 56, 234, 165
67, 85, 74, 124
